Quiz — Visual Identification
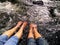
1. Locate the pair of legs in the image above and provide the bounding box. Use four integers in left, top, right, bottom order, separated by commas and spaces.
0, 21, 49, 45
27, 24, 49, 45
0, 21, 27, 45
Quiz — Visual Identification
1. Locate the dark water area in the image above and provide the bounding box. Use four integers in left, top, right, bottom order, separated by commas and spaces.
0, 0, 60, 45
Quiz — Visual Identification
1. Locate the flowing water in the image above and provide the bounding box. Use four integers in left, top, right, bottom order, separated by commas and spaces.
0, 0, 60, 45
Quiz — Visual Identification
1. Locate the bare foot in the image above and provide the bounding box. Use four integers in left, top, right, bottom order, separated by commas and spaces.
30, 23, 37, 28
16, 21, 23, 27
28, 24, 34, 39
14, 21, 27, 39
19, 21, 27, 30
30, 23, 42, 39
3, 21, 23, 38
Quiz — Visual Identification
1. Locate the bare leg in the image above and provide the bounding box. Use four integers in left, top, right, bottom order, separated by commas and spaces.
29, 24, 49, 45
4, 22, 27, 45
27, 24, 37, 45
32, 24, 42, 39
28, 24, 34, 39
14, 22, 27, 39
33, 24, 49, 45
2, 21, 23, 38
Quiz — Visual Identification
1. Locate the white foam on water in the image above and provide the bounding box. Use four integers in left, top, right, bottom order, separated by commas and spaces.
0, 1, 19, 14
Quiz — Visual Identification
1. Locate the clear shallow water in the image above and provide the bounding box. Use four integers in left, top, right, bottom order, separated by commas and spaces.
0, 1, 60, 45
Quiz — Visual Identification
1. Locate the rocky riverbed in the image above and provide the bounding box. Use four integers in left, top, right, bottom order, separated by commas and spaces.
0, 0, 60, 45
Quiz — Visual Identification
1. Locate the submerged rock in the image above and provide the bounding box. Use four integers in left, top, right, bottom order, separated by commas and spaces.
0, 1, 60, 45
27, 5, 52, 23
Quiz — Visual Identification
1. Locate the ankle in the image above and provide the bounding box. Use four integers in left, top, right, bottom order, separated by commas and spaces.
34, 33, 42, 39
28, 33, 34, 39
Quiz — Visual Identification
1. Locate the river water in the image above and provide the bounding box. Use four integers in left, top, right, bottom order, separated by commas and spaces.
0, 1, 60, 45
